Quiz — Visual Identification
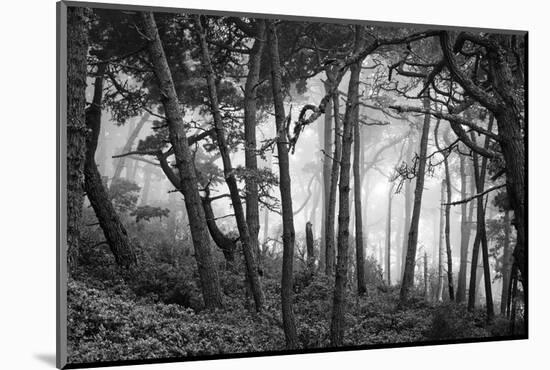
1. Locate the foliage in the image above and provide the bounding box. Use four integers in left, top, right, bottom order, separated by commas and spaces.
131, 205, 170, 223
107, 178, 141, 214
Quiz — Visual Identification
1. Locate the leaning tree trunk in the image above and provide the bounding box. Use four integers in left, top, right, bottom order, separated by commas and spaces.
456, 151, 471, 303
141, 12, 223, 310
195, 15, 263, 312
112, 113, 149, 181
244, 20, 266, 274
500, 210, 512, 315
140, 164, 152, 205
267, 20, 299, 349
330, 25, 365, 346
353, 105, 366, 294
66, 6, 89, 271
399, 94, 431, 307
325, 86, 341, 276
84, 66, 137, 269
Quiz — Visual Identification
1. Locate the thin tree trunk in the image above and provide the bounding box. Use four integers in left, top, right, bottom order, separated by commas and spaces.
500, 210, 512, 315
401, 138, 414, 279
399, 94, 431, 306
195, 15, 263, 312
320, 80, 333, 272
467, 119, 495, 320
353, 107, 366, 294
386, 184, 393, 286
456, 152, 470, 303
66, 6, 89, 271
141, 12, 223, 309
424, 252, 429, 300
306, 221, 315, 272
266, 20, 298, 349
84, 65, 137, 269
112, 113, 149, 181
330, 25, 364, 346
140, 165, 152, 205
325, 89, 341, 275
437, 180, 445, 302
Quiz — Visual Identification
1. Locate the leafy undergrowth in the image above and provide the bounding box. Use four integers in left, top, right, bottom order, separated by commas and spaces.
67, 271, 512, 364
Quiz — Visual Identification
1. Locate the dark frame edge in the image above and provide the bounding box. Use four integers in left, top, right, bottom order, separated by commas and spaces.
57, 1, 68, 369
61, 0, 527, 35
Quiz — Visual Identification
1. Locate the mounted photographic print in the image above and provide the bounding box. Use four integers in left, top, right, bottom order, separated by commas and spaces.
56, 1, 528, 368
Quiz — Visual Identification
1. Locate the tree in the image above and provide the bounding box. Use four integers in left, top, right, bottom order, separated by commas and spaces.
266, 19, 299, 349
66, 6, 89, 271
112, 113, 150, 181
84, 64, 137, 268
385, 183, 394, 286
456, 149, 472, 303
398, 94, 431, 307
195, 14, 264, 312
140, 11, 223, 309
330, 25, 365, 347
353, 99, 367, 294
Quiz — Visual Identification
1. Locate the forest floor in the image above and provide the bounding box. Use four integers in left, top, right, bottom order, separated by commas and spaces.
67, 256, 518, 364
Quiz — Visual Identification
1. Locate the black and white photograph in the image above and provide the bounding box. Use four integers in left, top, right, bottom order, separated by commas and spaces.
56, 0, 528, 368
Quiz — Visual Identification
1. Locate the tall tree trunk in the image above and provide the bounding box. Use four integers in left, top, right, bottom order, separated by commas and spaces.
320, 80, 333, 272
244, 20, 266, 275
353, 108, 366, 294
325, 89, 341, 275
467, 121, 495, 320
330, 25, 364, 346
84, 66, 137, 268
195, 15, 263, 312
112, 113, 149, 181
385, 184, 393, 286
424, 252, 429, 300
306, 221, 315, 272
437, 180, 445, 302
456, 152, 470, 302
141, 12, 223, 309
400, 138, 414, 280
140, 164, 152, 205
399, 94, 431, 306
66, 6, 89, 270
266, 20, 298, 349
500, 210, 512, 315
437, 124, 455, 301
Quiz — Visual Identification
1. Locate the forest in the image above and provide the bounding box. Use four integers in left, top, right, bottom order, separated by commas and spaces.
64, 5, 526, 365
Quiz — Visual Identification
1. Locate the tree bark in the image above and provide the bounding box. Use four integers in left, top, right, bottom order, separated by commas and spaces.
141, 12, 223, 309
385, 184, 393, 286
84, 66, 137, 268
306, 221, 315, 272
353, 104, 366, 294
66, 6, 89, 271
400, 138, 414, 280
456, 151, 471, 303
330, 25, 364, 346
325, 85, 341, 276
399, 94, 431, 306
195, 15, 263, 312
500, 210, 512, 315
266, 20, 299, 349
437, 180, 445, 302
320, 79, 333, 272
244, 20, 266, 276
467, 121, 495, 320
